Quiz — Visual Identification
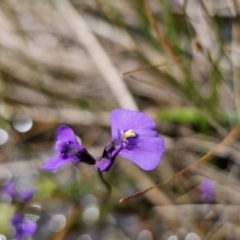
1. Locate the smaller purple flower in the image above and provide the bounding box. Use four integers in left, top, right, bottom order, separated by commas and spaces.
96, 109, 165, 171
2, 182, 35, 203
11, 212, 37, 240
200, 178, 214, 203
2, 182, 16, 199
42, 125, 95, 170
19, 188, 36, 203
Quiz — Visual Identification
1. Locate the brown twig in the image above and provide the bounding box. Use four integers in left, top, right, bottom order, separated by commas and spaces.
120, 124, 240, 203
139, 0, 179, 61
121, 60, 182, 76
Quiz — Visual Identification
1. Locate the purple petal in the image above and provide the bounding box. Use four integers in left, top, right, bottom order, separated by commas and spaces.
56, 125, 78, 144
134, 129, 159, 137
11, 212, 23, 225
200, 179, 214, 203
119, 137, 165, 170
42, 154, 72, 170
55, 140, 69, 151
11, 212, 37, 239
110, 109, 156, 139
20, 188, 36, 202
2, 182, 16, 198
22, 219, 37, 236
96, 157, 112, 171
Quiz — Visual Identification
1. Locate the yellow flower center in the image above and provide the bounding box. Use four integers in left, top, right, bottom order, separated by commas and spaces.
122, 129, 136, 140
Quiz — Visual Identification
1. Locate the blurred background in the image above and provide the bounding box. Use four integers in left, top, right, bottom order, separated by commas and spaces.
0, 0, 239, 239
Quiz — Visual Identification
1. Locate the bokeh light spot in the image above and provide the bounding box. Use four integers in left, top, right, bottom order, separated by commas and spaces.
13, 116, 33, 133
76, 135, 82, 145
81, 194, 97, 207
0, 129, 8, 145
137, 230, 153, 240
82, 206, 99, 225
77, 234, 92, 240
0, 235, 6, 240
185, 233, 201, 240
49, 214, 66, 232
168, 236, 178, 240
25, 213, 40, 222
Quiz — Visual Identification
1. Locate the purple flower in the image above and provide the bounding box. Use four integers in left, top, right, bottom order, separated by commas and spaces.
19, 188, 36, 202
42, 125, 95, 170
96, 109, 165, 171
200, 178, 214, 203
3, 184, 37, 239
11, 212, 37, 240
2, 182, 35, 203
2, 182, 16, 199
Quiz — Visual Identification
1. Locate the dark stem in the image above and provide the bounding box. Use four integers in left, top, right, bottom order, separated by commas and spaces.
97, 169, 111, 194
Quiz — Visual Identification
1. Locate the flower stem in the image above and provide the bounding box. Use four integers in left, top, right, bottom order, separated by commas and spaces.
98, 169, 112, 194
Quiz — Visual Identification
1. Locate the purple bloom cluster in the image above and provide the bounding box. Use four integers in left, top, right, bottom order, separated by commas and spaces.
11, 212, 37, 240
200, 178, 214, 203
1, 182, 37, 240
42, 109, 165, 172
2, 182, 35, 203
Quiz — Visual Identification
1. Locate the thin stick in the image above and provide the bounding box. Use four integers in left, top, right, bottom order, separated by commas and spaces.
121, 61, 182, 76
232, 21, 240, 122
139, 0, 178, 61
119, 124, 240, 203
55, 0, 138, 111
127, 75, 185, 103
